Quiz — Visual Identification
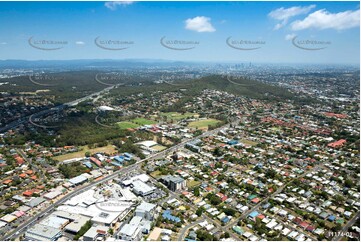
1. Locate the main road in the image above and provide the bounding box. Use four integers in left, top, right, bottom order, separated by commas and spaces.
2, 122, 232, 241
0, 84, 118, 133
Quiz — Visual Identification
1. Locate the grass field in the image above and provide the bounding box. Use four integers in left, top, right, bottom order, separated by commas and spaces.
53, 145, 117, 162
132, 118, 156, 125
117, 121, 140, 129
240, 139, 258, 146
161, 112, 199, 121
187, 180, 201, 188
188, 119, 221, 130
152, 145, 167, 151
150, 170, 162, 178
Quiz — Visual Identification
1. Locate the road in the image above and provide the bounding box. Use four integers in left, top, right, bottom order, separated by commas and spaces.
0, 84, 117, 133
178, 218, 205, 241
223, 162, 326, 239
16, 149, 45, 180
332, 212, 360, 241
2, 122, 231, 240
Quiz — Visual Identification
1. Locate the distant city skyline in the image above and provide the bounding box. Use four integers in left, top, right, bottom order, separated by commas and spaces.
0, 1, 359, 64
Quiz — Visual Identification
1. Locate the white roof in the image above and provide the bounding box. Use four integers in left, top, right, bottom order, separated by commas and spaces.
64, 215, 89, 233
68, 174, 88, 185
39, 216, 69, 229
266, 220, 278, 229
132, 180, 155, 194
83, 225, 108, 239
137, 140, 157, 148
25, 224, 61, 240
136, 202, 156, 212
43, 190, 62, 200
98, 106, 114, 111
119, 224, 139, 237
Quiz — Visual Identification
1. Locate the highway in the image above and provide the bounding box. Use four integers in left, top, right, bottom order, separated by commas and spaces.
2, 122, 231, 240
0, 84, 117, 133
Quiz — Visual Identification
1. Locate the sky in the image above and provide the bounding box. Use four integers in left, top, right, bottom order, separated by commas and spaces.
0, 1, 359, 64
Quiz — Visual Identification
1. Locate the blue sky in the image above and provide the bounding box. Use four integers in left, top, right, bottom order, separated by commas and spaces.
0, 1, 359, 64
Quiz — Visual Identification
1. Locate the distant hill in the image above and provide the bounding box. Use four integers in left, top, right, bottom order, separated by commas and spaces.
0, 70, 304, 104
190, 75, 295, 100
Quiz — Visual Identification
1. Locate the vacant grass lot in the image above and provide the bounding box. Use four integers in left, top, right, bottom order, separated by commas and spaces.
117, 121, 140, 129
240, 139, 258, 146
53, 145, 117, 162
188, 119, 221, 130
161, 112, 199, 121
132, 118, 157, 125
152, 145, 167, 151
187, 180, 201, 188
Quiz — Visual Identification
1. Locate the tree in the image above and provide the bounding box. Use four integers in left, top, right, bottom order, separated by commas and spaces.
345, 179, 354, 188
196, 207, 204, 217
74, 220, 92, 240
193, 186, 200, 197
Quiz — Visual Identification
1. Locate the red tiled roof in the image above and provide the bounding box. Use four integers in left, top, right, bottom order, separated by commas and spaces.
328, 139, 346, 148
23, 191, 33, 196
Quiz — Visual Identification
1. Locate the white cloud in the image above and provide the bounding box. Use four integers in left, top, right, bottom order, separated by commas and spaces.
0, 42, 7, 45
185, 16, 216, 32
105, 1, 134, 10
291, 9, 360, 30
75, 41, 85, 45
285, 33, 296, 41
269, 5, 316, 30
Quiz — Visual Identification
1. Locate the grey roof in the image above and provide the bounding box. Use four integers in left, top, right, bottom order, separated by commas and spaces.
136, 202, 156, 212
25, 224, 62, 241
26, 197, 46, 208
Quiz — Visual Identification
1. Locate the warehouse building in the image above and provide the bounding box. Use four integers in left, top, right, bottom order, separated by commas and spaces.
25, 224, 62, 241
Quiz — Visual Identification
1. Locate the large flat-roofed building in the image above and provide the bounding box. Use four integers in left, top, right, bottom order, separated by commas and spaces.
122, 174, 150, 186
83, 225, 108, 241
117, 216, 143, 241
39, 215, 69, 229
132, 180, 155, 196
160, 175, 186, 192
63, 216, 90, 234
25, 224, 62, 241
135, 202, 156, 221
68, 174, 88, 186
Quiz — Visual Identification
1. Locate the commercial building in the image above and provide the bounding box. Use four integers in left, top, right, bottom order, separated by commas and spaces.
160, 175, 186, 191
25, 224, 62, 241
68, 174, 88, 186
132, 180, 155, 196
83, 225, 108, 241
39, 216, 69, 229
117, 216, 143, 241
135, 202, 156, 221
